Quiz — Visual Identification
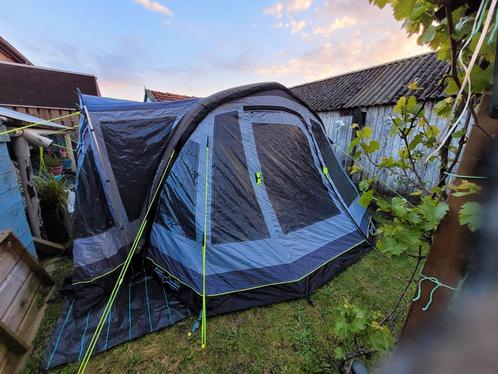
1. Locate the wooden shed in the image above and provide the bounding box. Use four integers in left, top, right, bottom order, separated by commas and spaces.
0, 124, 34, 254
291, 52, 453, 194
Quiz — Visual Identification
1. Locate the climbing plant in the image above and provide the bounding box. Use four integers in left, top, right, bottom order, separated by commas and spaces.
331, 0, 495, 369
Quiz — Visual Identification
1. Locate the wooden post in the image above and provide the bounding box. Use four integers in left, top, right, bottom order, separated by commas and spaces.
12, 136, 42, 238
64, 132, 77, 172
399, 93, 498, 343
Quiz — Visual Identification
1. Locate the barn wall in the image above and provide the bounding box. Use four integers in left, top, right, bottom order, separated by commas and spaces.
0, 126, 35, 254
319, 101, 465, 195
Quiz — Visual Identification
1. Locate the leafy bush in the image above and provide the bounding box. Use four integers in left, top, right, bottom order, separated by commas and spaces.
44, 154, 62, 168
332, 301, 394, 362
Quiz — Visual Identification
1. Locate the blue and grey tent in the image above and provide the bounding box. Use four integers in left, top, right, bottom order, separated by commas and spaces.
45, 82, 372, 368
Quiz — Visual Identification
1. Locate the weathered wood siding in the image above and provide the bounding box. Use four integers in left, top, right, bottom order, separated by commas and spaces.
0, 126, 35, 254
320, 101, 464, 195
0, 230, 53, 373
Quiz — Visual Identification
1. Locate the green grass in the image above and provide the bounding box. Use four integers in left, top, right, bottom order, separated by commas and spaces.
24, 251, 416, 373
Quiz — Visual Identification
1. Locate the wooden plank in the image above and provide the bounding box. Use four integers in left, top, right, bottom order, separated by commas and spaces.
15, 283, 49, 343
0, 261, 30, 318
0, 321, 29, 354
0, 249, 19, 285
0, 343, 7, 368
1, 272, 41, 332
0, 231, 53, 285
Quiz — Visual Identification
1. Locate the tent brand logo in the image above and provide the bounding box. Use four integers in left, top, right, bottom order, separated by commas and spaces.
154, 267, 180, 291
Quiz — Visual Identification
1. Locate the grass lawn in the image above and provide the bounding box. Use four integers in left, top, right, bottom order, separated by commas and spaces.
23, 250, 416, 373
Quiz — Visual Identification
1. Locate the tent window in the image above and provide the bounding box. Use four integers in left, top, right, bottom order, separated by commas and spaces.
211, 111, 269, 244
310, 120, 358, 206
72, 150, 114, 238
253, 123, 340, 234
156, 140, 199, 240
100, 117, 175, 220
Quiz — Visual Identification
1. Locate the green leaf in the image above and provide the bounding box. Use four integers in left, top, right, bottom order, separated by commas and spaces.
393, 0, 416, 21
418, 24, 436, 44
363, 140, 380, 154
365, 322, 395, 351
370, 0, 389, 9
406, 95, 422, 115
361, 126, 374, 139
359, 179, 371, 192
450, 180, 481, 197
434, 97, 454, 118
359, 190, 374, 208
407, 81, 419, 90
458, 201, 482, 232
470, 64, 494, 94
394, 96, 407, 114
444, 77, 459, 95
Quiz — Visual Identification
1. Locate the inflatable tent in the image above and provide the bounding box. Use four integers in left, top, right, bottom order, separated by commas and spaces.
44, 82, 372, 368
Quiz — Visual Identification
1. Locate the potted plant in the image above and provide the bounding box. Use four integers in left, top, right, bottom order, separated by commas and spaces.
35, 172, 70, 243
45, 154, 63, 176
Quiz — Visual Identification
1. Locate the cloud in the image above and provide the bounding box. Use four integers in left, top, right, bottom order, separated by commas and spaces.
312, 16, 357, 36
287, 0, 313, 13
133, 0, 173, 17
263, 2, 284, 18
263, 0, 313, 18
276, 19, 308, 34
256, 30, 427, 83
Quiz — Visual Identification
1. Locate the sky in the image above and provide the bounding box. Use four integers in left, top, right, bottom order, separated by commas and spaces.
1, 0, 429, 101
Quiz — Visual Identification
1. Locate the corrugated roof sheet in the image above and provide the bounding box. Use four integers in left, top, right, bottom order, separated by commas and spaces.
291, 52, 448, 111
0, 105, 71, 129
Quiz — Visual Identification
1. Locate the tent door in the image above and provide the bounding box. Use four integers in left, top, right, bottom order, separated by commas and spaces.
243, 109, 345, 236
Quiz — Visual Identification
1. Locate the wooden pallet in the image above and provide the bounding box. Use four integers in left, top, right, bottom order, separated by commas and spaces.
0, 230, 53, 373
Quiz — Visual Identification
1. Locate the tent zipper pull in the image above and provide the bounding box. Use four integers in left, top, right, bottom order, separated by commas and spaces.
255, 171, 262, 185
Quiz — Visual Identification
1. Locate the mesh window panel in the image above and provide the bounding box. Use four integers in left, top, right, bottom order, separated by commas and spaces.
155, 140, 199, 240
100, 117, 175, 220
253, 123, 339, 234
72, 150, 114, 238
212, 112, 269, 244
310, 120, 358, 205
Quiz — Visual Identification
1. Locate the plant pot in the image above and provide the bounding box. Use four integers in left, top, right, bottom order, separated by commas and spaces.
61, 158, 72, 170
40, 203, 69, 244
48, 165, 63, 176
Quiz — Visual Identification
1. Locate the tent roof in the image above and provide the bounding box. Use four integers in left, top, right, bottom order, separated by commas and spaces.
80, 93, 200, 113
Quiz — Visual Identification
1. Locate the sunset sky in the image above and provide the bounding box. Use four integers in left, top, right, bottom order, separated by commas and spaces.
1, 0, 429, 100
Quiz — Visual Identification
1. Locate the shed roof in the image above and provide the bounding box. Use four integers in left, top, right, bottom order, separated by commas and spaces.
144, 88, 197, 102
0, 61, 100, 109
0, 36, 32, 65
0, 105, 71, 129
291, 52, 448, 112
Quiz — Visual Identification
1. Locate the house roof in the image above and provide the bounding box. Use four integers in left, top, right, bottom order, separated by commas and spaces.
144, 88, 197, 102
0, 61, 100, 109
0, 36, 32, 65
291, 52, 448, 112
